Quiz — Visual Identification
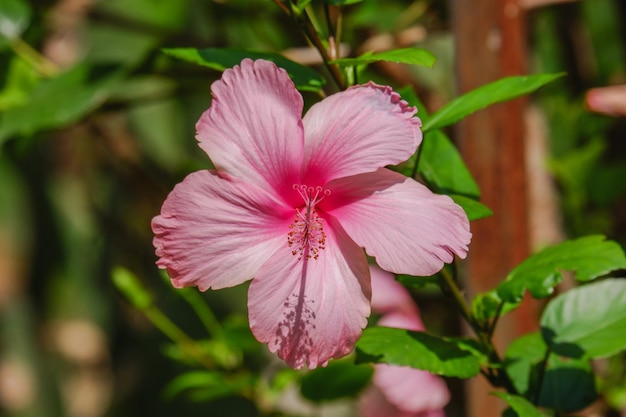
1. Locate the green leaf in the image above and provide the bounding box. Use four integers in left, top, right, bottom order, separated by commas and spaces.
451, 194, 493, 221
446, 336, 490, 365
422, 73, 565, 132
497, 235, 626, 303
395, 86, 481, 199
220, 316, 260, 353
324, 0, 364, 5
541, 278, 626, 359
294, 0, 313, 13
504, 332, 547, 395
0, 0, 31, 44
324, 0, 363, 6
0, 63, 123, 143
472, 289, 518, 322
396, 273, 440, 288
332, 48, 436, 68
505, 332, 597, 412
538, 355, 596, 413
0, 57, 40, 111
420, 131, 481, 198
355, 327, 481, 378
163, 371, 252, 402
300, 361, 373, 403
492, 392, 551, 417
397, 86, 431, 123
162, 48, 325, 92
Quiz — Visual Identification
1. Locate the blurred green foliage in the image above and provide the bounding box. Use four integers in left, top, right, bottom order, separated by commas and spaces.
1, 0, 625, 416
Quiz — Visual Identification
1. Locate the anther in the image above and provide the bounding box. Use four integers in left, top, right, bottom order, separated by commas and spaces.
287, 184, 331, 260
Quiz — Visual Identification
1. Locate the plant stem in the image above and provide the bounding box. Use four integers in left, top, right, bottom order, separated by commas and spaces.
144, 305, 215, 369
279, 1, 346, 90
439, 265, 518, 394
10, 37, 59, 77
300, 15, 346, 90
531, 346, 552, 404
487, 301, 505, 340
179, 289, 222, 337
439, 266, 473, 323
410, 141, 425, 180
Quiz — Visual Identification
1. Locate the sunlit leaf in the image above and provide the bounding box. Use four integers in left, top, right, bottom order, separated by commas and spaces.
492, 392, 551, 417
423, 73, 565, 132
162, 47, 325, 92
497, 235, 626, 303
541, 278, 626, 359
300, 361, 373, 403
332, 48, 436, 68
355, 327, 481, 378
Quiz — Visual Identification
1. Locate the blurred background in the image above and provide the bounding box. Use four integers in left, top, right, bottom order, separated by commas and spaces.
0, 0, 625, 416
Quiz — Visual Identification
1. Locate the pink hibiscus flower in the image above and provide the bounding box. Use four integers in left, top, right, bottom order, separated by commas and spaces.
358, 266, 450, 417
151, 59, 471, 369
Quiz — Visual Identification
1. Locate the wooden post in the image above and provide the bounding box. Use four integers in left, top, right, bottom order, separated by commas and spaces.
452, 0, 536, 415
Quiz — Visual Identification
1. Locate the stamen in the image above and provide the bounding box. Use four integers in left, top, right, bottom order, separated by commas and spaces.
287, 209, 327, 260
288, 184, 331, 260
292, 184, 331, 207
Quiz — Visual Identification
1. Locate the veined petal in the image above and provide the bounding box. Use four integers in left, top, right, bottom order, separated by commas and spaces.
152, 170, 291, 290
248, 217, 371, 369
196, 59, 304, 197
301, 82, 420, 185
324, 169, 471, 277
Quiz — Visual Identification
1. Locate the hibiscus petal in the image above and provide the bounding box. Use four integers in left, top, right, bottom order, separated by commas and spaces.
370, 265, 419, 318
301, 82, 421, 185
196, 59, 304, 198
378, 311, 424, 332
152, 170, 291, 290
248, 217, 371, 369
324, 169, 471, 276
373, 363, 450, 413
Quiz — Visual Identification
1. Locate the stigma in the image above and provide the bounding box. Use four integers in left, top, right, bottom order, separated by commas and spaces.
287, 185, 331, 260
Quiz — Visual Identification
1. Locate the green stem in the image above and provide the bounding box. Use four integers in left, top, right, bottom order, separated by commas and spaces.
179, 289, 222, 337
487, 301, 505, 340
531, 346, 552, 404
439, 265, 518, 394
300, 16, 346, 90
439, 266, 473, 323
410, 142, 425, 180
144, 305, 215, 369
10, 37, 59, 77
280, 1, 346, 90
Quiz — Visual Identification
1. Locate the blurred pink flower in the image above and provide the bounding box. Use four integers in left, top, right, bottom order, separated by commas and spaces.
152, 59, 471, 369
585, 85, 626, 116
358, 267, 450, 417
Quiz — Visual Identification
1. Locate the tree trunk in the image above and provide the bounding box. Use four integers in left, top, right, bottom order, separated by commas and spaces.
452, 0, 537, 415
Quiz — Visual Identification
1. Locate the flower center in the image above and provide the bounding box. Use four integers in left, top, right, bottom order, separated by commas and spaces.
287, 185, 331, 260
